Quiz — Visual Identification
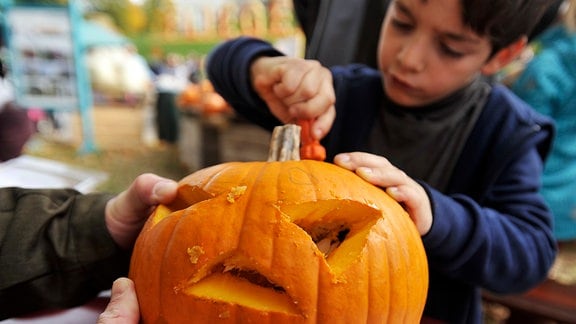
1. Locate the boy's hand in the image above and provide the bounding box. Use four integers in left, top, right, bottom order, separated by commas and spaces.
334, 152, 433, 235
250, 56, 336, 141
105, 174, 178, 250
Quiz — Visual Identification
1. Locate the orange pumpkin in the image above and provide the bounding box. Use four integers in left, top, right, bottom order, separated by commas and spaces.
178, 83, 202, 107
200, 79, 214, 92
202, 91, 231, 115
129, 126, 428, 323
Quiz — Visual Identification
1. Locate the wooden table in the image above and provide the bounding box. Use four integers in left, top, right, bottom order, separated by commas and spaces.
178, 111, 270, 171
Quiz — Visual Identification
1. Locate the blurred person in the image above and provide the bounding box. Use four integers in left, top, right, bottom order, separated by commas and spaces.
0, 173, 178, 320
153, 53, 189, 144
511, 0, 576, 242
293, 0, 390, 68
0, 58, 34, 162
147, 46, 164, 76
185, 52, 202, 84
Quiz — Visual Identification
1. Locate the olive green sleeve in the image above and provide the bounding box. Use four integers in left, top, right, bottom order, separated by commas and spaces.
0, 187, 130, 320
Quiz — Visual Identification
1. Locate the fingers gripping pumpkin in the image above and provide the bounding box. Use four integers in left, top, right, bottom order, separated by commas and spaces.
129, 126, 428, 323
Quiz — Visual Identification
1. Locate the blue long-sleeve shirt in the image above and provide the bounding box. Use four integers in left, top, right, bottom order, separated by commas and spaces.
207, 37, 557, 323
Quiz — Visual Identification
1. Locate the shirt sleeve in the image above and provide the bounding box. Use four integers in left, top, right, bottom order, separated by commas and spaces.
206, 36, 284, 130
0, 187, 129, 320
422, 146, 557, 294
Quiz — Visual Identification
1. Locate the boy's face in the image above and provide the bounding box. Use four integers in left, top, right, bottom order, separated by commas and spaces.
378, 0, 495, 107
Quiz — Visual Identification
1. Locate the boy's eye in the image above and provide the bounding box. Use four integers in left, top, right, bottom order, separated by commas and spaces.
391, 18, 413, 31
439, 43, 464, 58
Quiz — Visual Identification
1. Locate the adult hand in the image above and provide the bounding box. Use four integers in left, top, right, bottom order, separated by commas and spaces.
97, 278, 139, 324
250, 56, 336, 141
334, 152, 433, 235
105, 173, 178, 250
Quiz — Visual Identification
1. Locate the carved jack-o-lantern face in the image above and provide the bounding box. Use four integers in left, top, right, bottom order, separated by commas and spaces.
129, 160, 428, 323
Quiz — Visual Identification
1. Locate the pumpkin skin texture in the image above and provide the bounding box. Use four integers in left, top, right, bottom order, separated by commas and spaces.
129, 160, 428, 323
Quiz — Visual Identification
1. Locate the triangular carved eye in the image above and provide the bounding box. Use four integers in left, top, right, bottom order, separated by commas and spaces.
281, 199, 382, 275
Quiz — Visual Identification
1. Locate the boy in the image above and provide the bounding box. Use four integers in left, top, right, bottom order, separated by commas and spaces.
206, 0, 557, 322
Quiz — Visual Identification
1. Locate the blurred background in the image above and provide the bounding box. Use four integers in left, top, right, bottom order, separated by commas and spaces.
0, 0, 301, 193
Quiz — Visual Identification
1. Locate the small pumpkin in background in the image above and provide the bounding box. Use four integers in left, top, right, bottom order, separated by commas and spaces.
199, 78, 215, 93
201, 91, 231, 115
129, 125, 428, 323
177, 83, 202, 108
178, 79, 232, 116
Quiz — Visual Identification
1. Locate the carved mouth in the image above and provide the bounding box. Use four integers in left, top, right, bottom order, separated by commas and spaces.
180, 260, 298, 315
219, 264, 285, 293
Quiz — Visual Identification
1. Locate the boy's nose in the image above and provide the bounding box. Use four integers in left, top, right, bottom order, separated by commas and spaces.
397, 36, 426, 73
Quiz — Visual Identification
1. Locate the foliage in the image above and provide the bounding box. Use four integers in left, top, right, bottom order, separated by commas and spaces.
141, 0, 176, 35
85, 0, 147, 35
83, 0, 176, 36
132, 36, 222, 61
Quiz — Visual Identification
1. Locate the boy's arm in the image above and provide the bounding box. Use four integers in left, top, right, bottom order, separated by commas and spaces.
206, 37, 284, 131
207, 37, 336, 142
422, 147, 557, 294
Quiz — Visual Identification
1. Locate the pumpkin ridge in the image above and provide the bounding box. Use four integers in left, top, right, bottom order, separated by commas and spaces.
382, 213, 408, 323
236, 162, 277, 269
138, 207, 182, 321
290, 162, 320, 202
198, 162, 248, 195
161, 207, 198, 311
366, 226, 391, 322
182, 163, 232, 191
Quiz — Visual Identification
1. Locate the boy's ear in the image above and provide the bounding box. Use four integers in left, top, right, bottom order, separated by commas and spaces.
481, 36, 528, 76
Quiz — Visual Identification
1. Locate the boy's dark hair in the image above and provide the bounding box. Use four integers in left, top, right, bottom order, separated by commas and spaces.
460, 0, 553, 54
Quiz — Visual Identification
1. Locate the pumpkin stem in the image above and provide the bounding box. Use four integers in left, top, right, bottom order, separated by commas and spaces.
268, 124, 301, 161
